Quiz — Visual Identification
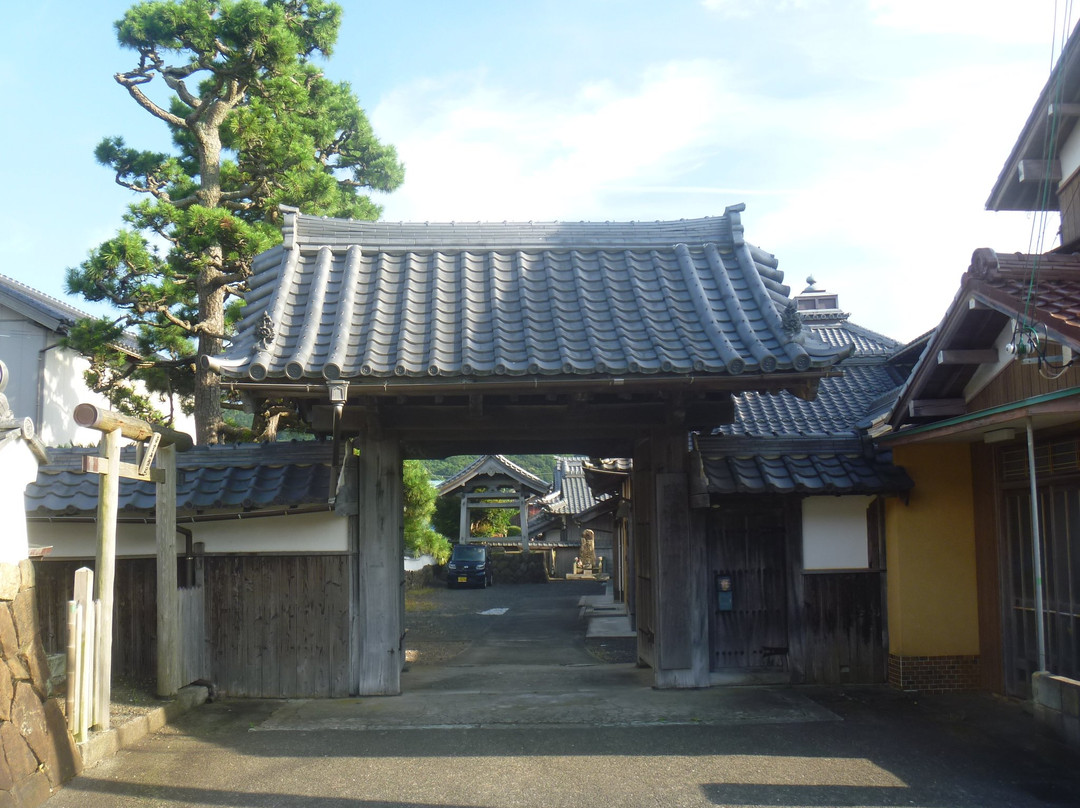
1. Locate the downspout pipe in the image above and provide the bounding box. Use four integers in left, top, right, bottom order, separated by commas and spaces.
1025, 417, 1047, 673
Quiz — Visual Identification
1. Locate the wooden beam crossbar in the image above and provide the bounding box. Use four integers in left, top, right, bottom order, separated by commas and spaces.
908, 398, 967, 418
82, 454, 165, 484
937, 349, 999, 366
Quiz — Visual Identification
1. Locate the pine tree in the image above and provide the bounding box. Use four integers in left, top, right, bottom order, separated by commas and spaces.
65, 0, 404, 443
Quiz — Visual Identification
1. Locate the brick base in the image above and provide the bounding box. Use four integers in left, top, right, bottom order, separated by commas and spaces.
888, 654, 980, 693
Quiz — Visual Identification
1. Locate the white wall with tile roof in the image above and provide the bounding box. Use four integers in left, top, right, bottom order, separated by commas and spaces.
2, 305, 195, 447
28, 510, 346, 559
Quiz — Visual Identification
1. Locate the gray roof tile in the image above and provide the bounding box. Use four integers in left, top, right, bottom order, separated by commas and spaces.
0, 274, 94, 333
25, 442, 333, 517
716, 317, 904, 437
697, 437, 913, 495
207, 206, 846, 384
541, 456, 609, 516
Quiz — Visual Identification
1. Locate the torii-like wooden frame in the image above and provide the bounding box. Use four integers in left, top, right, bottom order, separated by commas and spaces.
74, 404, 192, 727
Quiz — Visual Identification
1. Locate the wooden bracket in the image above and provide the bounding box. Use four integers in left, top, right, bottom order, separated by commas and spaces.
138, 432, 162, 478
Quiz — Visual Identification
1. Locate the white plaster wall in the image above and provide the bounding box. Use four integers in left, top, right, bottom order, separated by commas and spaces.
42, 347, 196, 447
1060, 125, 1080, 188
0, 309, 48, 425
0, 441, 38, 563
802, 495, 874, 570
28, 510, 347, 558
41, 346, 114, 446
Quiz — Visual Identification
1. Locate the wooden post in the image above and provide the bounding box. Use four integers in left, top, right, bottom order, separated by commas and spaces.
93, 428, 120, 730
156, 444, 179, 696
71, 567, 95, 742
519, 495, 530, 553
354, 429, 404, 695
458, 494, 469, 542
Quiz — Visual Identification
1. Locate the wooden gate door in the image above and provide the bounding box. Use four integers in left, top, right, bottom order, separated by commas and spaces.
707, 500, 789, 671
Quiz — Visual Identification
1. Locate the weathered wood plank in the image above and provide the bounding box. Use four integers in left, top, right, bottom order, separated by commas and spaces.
156, 444, 179, 696
330, 556, 350, 697
355, 432, 404, 695
656, 472, 692, 671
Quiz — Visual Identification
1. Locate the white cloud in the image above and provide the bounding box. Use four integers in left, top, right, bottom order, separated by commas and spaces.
373, 61, 745, 221
869, 0, 1076, 44
369, 9, 1064, 341
700, 0, 816, 16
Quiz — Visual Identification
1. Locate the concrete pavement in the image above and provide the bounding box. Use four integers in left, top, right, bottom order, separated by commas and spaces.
42, 580, 1080, 807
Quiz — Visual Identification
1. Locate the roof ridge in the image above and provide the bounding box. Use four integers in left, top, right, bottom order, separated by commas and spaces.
0, 272, 93, 324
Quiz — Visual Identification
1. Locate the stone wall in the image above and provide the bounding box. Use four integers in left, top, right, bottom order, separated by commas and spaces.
0, 560, 81, 808
1032, 672, 1080, 750
404, 565, 436, 590
490, 551, 548, 584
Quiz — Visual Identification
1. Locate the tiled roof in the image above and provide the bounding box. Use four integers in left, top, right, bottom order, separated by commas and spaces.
889, 249, 1080, 430
0, 274, 140, 353
810, 321, 898, 357
697, 437, 912, 495
25, 442, 333, 517
705, 308, 911, 493
970, 249, 1080, 333
205, 205, 846, 385
437, 455, 550, 497
722, 364, 904, 437
0, 274, 90, 333
716, 313, 904, 438
541, 456, 609, 516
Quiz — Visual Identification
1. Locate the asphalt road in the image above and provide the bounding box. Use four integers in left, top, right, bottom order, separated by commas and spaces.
44, 581, 1080, 808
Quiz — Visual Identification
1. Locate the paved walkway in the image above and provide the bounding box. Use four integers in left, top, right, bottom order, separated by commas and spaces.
42, 580, 1080, 807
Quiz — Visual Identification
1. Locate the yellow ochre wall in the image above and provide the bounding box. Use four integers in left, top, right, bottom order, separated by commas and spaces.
885, 443, 980, 657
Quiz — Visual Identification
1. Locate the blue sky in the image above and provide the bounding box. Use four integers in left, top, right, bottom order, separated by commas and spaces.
1, 0, 1075, 341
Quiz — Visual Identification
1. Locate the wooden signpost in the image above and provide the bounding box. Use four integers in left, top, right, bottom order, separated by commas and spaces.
72, 404, 192, 729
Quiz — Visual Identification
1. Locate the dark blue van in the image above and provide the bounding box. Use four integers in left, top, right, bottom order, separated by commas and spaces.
446, 544, 493, 588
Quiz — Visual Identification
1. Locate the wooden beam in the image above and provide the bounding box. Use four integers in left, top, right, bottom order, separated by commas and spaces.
82, 455, 165, 483
310, 398, 733, 437
1018, 159, 1062, 184
1050, 102, 1080, 118
937, 349, 999, 366
908, 398, 966, 418
73, 403, 194, 451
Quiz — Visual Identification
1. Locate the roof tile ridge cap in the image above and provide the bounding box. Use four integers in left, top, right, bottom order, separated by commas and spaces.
0, 271, 92, 322
724, 203, 746, 246
840, 319, 901, 348
280, 205, 300, 251
494, 454, 548, 486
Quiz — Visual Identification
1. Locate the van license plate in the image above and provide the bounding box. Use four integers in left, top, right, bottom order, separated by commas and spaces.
457, 576, 468, 583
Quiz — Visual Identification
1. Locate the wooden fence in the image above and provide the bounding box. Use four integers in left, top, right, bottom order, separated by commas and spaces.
35, 554, 351, 698
178, 586, 206, 687
204, 555, 351, 698
36, 558, 160, 681
801, 571, 886, 684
